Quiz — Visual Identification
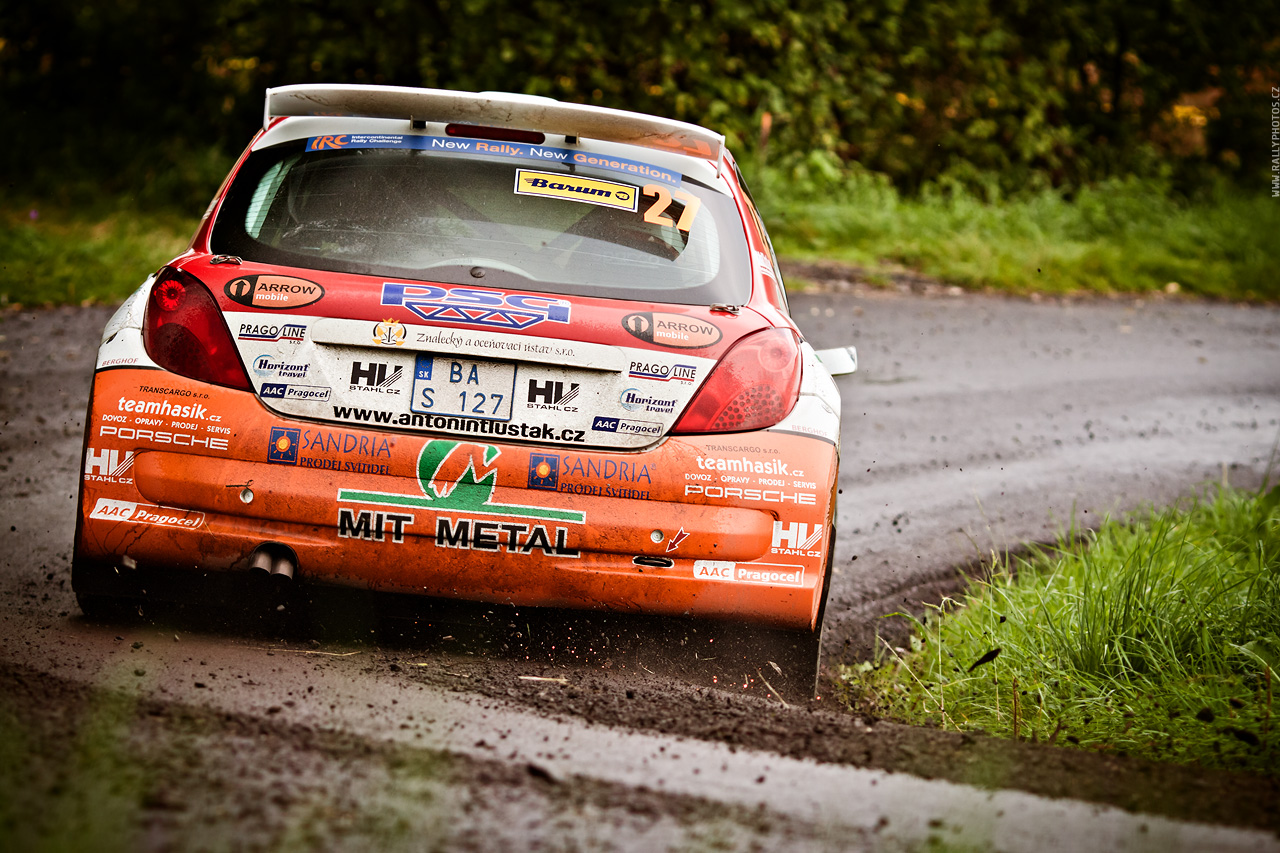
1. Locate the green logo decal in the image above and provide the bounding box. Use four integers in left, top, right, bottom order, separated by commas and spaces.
337, 440, 585, 523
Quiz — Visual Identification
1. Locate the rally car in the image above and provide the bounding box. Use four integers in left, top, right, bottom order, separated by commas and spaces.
73, 84, 856, 693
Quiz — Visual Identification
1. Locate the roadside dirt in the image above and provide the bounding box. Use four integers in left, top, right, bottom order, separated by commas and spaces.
0, 660, 843, 852
2, 293, 1278, 850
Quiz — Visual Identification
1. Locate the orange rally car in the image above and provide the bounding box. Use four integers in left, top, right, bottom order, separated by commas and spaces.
73, 85, 857, 689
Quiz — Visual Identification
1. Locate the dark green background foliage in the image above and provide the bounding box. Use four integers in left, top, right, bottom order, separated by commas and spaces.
2, 0, 1276, 208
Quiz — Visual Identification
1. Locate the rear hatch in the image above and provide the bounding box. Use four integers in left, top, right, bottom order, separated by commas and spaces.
200, 261, 769, 449
205, 117, 767, 448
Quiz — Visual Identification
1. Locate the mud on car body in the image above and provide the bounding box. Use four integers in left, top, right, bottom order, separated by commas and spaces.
73, 85, 856, 694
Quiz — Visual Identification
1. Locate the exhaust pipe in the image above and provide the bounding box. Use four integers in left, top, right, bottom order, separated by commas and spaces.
249, 549, 274, 576
270, 554, 295, 582
248, 545, 296, 584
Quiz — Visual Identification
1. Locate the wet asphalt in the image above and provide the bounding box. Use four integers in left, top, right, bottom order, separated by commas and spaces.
1, 291, 1278, 850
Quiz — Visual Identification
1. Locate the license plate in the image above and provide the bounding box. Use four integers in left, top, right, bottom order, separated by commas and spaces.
410, 354, 516, 420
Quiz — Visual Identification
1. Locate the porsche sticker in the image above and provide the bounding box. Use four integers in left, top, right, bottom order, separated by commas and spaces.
621, 312, 722, 349
337, 440, 585, 523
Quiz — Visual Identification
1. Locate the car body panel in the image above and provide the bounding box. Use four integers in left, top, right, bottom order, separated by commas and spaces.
80, 357, 836, 629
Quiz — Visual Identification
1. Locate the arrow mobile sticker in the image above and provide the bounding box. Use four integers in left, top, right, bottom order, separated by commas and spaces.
304, 135, 680, 186
515, 170, 638, 212
224, 275, 324, 309
621, 312, 722, 349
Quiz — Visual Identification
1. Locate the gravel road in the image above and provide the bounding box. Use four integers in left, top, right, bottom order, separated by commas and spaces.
1, 288, 1278, 851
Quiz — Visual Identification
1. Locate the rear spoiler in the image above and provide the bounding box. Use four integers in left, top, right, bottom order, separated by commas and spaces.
264, 84, 724, 169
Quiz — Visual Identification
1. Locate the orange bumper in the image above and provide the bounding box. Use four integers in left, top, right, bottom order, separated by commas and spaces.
77, 369, 837, 629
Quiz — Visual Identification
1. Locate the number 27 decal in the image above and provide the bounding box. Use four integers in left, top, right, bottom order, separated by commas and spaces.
642, 184, 702, 232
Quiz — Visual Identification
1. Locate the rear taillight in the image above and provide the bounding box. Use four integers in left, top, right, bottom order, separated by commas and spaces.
446, 123, 546, 144
143, 267, 252, 391
673, 328, 802, 433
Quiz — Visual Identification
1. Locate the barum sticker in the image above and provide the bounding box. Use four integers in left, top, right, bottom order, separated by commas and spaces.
514, 169, 639, 212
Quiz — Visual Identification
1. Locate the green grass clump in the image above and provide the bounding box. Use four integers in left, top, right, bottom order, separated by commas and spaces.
840, 485, 1280, 774
0, 203, 197, 307
762, 169, 1279, 301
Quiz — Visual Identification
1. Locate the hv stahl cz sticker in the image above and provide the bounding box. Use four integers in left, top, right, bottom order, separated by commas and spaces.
224, 275, 324, 309
337, 440, 585, 524
303, 135, 680, 186
514, 170, 638, 211
83, 448, 135, 484
382, 283, 571, 332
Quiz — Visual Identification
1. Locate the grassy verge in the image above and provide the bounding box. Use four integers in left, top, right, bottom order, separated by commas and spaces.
0, 203, 198, 308
761, 171, 1279, 301
4, 172, 1277, 306
838, 484, 1280, 775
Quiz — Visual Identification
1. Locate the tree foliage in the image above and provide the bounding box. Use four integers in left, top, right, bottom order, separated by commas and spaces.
2, 0, 1275, 207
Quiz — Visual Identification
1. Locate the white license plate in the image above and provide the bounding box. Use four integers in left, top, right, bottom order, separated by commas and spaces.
410, 354, 516, 420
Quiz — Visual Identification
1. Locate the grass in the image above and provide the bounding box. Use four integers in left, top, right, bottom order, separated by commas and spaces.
838, 484, 1280, 775
0, 202, 198, 308
3, 171, 1276, 307
761, 171, 1279, 302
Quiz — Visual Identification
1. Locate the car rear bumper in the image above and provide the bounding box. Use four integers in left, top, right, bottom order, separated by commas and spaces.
77, 367, 837, 630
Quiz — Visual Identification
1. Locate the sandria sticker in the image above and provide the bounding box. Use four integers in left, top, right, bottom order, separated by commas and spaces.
621, 312, 722, 349
224, 275, 325, 309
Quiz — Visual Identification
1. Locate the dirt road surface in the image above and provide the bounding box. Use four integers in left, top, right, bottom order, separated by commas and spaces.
2, 287, 1278, 851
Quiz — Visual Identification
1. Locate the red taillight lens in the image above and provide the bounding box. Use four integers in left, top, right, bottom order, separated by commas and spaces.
673, 328, 802, 433
446, 123, 546, 144
143, 267, 252, 391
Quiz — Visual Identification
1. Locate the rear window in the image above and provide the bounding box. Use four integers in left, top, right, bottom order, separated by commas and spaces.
212, 139, 751, 305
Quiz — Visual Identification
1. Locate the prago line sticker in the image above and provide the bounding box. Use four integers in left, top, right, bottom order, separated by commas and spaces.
514, 170, 638, 212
